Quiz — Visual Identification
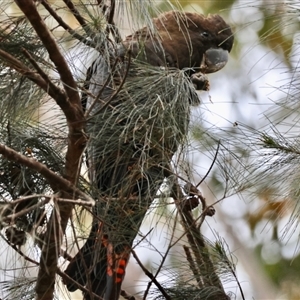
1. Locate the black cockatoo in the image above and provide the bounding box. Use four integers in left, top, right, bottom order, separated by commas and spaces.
64, 10, 233, 300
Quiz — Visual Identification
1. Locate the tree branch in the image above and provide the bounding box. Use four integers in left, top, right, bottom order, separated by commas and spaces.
0, 48, 77, 124
21, 47, 68, 99
62, 0, 90, 33
0, 144, 94, 204
0, 48, 63, 98
12, 1, 87, 297
15, 0, 81, 110
41, 0, 97, 49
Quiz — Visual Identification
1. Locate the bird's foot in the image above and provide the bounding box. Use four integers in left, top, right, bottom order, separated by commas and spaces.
190, 72, 210, 91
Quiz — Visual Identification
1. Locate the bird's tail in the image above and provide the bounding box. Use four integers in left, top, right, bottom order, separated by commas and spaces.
64, 221, 130, 300
63, 222, 106, 296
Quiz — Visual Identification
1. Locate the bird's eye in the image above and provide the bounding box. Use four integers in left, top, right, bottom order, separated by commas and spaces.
201, 32, 209, 38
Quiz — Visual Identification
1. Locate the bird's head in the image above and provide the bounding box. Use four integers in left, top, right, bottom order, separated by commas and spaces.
125, 11, 234, 73
154, 11, 234, 72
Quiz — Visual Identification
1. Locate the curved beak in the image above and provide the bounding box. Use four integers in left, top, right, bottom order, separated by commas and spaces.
199, 48, 229, 74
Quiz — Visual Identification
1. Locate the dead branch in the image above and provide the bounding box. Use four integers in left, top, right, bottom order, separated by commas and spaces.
3, 196, 94, 223
4, 197, 48, 222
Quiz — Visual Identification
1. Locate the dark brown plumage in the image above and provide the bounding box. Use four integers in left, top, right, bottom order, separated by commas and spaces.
64, 11, 233, 300
124, 11, 233, 70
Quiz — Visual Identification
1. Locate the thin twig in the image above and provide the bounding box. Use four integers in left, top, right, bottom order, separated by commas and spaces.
0, 235, 104, 300
1, 194, 94, 209
120, 289, 136, 300
172, 185, 206, 288
107, 0, 115, 25
196, 140, 220, 188
4, 196, 94, 223
21, 47, 66, 97
57, 268, 104, 300
62, 0, 91, 35
133, 227, 154, 249
143, 209, 178, 299
92, 51, 132, 118
41, 0, 97, 49
68, 214, 95, 293
0, 49, 61, 99
55, 197, 95, 206
218, 241, 245, 300
0, 232, 39, 266
60, 248, 73, 261
0, 194, 45, 206
131, 249, 171, 300
4, 198, 49, 222
98, 0, 122, 42
84, 56, 120, 118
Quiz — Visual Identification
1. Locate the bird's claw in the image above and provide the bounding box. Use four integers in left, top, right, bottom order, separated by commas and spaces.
190, 72, 210, 91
